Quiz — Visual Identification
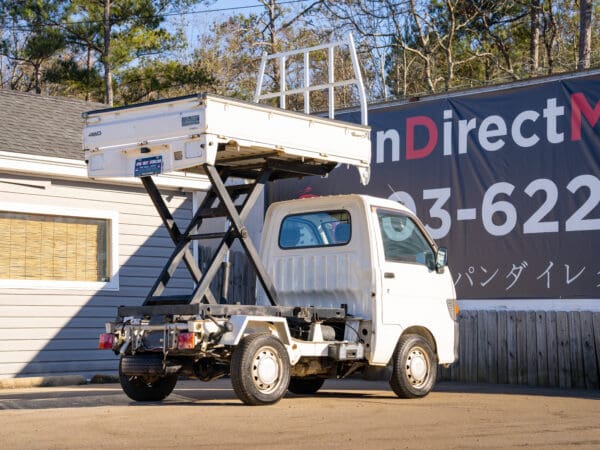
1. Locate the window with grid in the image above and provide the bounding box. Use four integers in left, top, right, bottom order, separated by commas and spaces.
0, 212, 110, 282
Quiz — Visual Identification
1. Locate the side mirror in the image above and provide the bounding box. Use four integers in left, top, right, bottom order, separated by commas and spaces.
435, 247, 448, 273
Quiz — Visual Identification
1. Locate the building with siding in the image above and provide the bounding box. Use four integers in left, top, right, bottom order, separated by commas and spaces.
0, 89, 209, 380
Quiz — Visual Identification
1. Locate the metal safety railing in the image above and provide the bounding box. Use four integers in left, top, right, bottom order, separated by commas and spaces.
254, 33, 368, 126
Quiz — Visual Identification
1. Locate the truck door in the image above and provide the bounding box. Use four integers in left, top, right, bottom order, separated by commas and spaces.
370, 207, 454, 365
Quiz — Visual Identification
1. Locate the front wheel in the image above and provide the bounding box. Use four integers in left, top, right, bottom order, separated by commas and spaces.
390, 334, 437, 399
118, 357, 178, 402
230, 333, 291, 405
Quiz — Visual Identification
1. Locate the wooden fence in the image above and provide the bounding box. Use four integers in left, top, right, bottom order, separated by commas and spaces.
439, 310, 600, 389
198, 247, 256, 304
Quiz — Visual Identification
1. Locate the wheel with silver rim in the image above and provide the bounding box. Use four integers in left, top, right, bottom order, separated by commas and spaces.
390, 334, 437, 398
230, 333, 291, 405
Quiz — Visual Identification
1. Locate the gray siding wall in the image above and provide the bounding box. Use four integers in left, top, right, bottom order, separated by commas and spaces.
0, 173, 193, 379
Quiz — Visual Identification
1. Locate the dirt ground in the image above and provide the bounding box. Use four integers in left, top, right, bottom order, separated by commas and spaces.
0, 378, 599, 449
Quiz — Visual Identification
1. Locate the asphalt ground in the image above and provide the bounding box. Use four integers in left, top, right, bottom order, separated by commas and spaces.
1, 379, 599, 449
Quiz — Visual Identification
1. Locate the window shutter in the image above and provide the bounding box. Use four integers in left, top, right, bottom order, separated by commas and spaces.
0, 213, 108, 282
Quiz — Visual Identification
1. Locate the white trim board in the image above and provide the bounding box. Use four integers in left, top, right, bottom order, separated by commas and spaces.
459, 298, 600, 312
0, 151, 210, 191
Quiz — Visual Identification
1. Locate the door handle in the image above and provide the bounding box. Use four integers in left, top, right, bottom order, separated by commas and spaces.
384, 272, 395, 279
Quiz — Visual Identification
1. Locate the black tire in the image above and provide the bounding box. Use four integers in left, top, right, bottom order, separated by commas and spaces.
230, 333, 291, 405
288, 377, 325, 395
390, 334, 437, 399
118, 357, 178, 402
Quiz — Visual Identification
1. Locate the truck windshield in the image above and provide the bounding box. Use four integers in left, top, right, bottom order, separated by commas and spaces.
376, 209, 434, 267
279, 210, 351, 249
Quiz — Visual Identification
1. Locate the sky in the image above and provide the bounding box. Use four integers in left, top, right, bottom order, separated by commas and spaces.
170, 0, 311, 58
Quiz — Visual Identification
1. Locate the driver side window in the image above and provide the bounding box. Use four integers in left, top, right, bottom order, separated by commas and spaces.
377, 209, 434, 267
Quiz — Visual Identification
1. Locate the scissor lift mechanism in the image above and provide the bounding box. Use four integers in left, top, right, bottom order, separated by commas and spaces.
137, 159, 337, 312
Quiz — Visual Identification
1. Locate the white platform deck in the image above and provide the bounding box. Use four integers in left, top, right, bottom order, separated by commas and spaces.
83, 94, 371, 184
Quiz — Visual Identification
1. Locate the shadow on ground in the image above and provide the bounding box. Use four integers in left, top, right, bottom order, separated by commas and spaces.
1, 378, 599, 411
434, 380, 600, 400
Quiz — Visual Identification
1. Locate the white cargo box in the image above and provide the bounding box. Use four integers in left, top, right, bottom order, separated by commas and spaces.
83, 94, 371, 184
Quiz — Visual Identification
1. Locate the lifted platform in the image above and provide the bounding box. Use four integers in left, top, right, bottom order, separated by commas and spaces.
83, 93, 370, 185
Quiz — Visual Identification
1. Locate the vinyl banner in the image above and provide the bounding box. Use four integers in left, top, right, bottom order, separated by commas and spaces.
268, 73, 600, 299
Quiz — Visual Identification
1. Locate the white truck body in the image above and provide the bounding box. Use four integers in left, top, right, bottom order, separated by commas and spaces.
86, 94, 458, 404
259, 194, 457, 366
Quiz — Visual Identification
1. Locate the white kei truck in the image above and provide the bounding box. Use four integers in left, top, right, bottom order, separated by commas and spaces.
86, 36, 458, 405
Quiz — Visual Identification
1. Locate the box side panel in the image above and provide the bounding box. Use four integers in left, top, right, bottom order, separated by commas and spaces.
83, 95, 370, 179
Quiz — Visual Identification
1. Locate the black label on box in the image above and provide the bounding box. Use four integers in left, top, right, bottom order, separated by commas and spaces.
134, 155, 162, 177
182, 115, 200, 126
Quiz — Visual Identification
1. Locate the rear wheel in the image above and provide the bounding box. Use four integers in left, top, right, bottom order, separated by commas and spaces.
230, 333, 291, 405
390, 334, 437, 399
118, 357, 178, 402
288, 377, 325, 395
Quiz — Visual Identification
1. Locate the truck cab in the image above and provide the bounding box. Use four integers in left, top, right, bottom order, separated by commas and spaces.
261, 194, 458, 369
257, 194, 458, 398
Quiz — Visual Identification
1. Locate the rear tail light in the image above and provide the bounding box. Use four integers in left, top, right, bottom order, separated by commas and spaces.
98, 333, 114, 350
177, 332, 196, 350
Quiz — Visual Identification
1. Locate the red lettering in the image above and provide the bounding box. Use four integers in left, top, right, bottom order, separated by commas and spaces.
406, 116, 438, 160
571, 93, 600, 141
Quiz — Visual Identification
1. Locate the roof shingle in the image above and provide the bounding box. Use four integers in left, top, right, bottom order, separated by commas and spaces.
0, 89, 104, 161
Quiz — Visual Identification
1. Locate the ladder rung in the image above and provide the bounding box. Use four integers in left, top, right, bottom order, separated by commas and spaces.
197, 205, 243, 219
226, 184, 252, 195
188, 232, 227, 240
